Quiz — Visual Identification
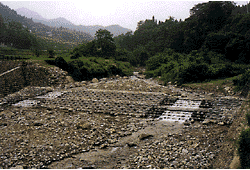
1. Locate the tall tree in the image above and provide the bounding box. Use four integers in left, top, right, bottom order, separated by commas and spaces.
95, 29, 116, 58
0, 14, 6, 44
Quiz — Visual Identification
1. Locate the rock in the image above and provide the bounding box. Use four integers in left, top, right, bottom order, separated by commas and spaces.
182, 148, 189, 154
92, 78, 98, 83
127, 142, 137, 147
81, 166, 95, 169
76, 122, 91, 130
10, 165, 23, 169
139, 133, 153, 140
218, 122, 225, 126
202, 119, 212, 125
33, 121, 43, 126
181, 93, 187, 97
0, 122, 7, 126
210, 119, 218, 124
100, 143, 108, 149
68, 108, 74, 112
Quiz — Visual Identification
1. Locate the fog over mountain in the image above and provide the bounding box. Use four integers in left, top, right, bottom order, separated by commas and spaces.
16, 7, 132, 37
16, 7, 48, 21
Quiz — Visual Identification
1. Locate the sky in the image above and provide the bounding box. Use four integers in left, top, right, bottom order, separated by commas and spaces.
1, 1, 249, 31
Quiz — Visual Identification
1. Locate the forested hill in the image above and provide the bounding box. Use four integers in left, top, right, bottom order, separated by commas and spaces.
0, 3, 94, 49
114, 1, 250, 61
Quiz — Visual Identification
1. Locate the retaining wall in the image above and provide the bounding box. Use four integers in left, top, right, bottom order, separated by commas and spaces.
0, 65, 25, 98
0, 62, 50, 98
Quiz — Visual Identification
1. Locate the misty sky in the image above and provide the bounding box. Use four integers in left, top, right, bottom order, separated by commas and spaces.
1, 1, 248, 31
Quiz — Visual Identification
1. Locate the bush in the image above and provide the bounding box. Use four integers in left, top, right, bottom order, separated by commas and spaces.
233, 69, 250, 91
179, 62, 209, 84
48, 49, 55, 58
34, 49, 41, 57
70, 53, 81, 59
246, 113, 250, 126
67, 61, 82, 81
107, 64, 122, 76
238, 128, 250, 168
55, 56, 68, 71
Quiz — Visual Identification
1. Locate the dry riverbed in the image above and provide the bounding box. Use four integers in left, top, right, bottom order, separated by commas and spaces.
0, 67, 247, 169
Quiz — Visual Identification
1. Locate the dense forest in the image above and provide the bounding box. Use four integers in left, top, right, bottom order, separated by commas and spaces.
0, 2, 93, 50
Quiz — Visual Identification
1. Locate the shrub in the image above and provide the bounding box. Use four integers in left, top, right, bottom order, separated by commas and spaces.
34, 49, 41, 57
70, 53, 81, 59
233, 69, 250, 91
238, 128, 250, 168
67, 61, 82, 81
246, 113, 250, 126
55, 56, 68, 71
48, 49, 55, 58
107, 64, 122, 76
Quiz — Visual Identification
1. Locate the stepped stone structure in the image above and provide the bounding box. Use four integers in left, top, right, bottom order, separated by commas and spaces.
10, 76, 243, 126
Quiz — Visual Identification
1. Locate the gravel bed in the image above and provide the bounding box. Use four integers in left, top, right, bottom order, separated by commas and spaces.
0, 71, 245, 169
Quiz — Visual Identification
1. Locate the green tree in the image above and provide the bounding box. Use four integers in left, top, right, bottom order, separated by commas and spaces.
0, 14, 6, 44
84, 40, 98, 57
48, 48, 55, 58
95, 29, 116, 58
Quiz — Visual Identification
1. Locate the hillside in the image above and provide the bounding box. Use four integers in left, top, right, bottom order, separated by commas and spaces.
0, 3, 93, 49
15, 7, 48, 21
16, 7, 132, 37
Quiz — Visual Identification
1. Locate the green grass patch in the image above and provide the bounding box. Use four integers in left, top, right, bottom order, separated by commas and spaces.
181, 75, 239, 94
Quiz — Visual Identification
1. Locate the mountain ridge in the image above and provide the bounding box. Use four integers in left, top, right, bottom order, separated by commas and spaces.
16, 7, 132, 37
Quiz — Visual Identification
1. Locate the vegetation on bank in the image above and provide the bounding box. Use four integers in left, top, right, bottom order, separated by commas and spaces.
46, 56, 133, 81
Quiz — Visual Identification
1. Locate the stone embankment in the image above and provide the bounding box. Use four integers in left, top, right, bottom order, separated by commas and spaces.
0, 62, 70, 99
0, 66, 246, 169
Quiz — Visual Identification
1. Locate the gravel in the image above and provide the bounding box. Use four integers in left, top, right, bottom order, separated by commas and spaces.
0, 67, 245, 169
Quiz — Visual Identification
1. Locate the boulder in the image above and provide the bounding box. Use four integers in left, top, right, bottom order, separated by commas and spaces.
76, 122, 91, 130
202, 119, 212, 125
139, 133, 153, 140
127, 142, 137, 147
218, 122, 225, 126
92, 78, 98, 83
33, 121, 43, 126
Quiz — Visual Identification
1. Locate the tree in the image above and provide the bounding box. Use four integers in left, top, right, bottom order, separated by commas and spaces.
189, 1, 236, 30
0, 14, 6, 44
84, 40, 98, 57
48, 48, 55, 58
95, 29, 116, 58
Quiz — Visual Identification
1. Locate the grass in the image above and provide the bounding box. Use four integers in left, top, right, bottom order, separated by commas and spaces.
181, 76, 239, 95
